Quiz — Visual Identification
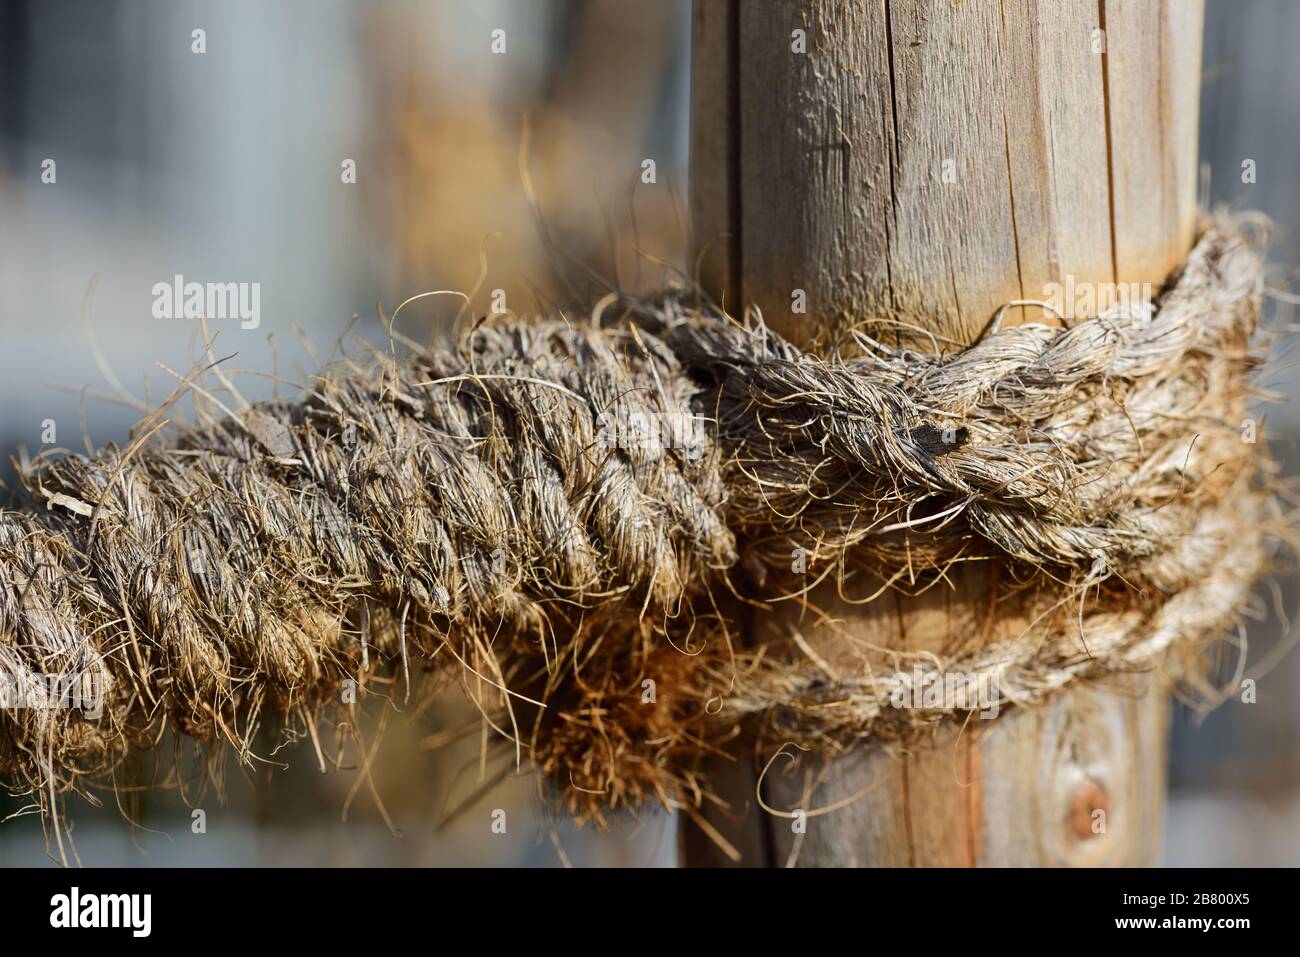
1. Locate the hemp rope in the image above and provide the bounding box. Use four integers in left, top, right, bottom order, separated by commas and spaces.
0, 217, 1285, 823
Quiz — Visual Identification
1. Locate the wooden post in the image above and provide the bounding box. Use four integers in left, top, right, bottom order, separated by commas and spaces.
682, 0, 1202, 867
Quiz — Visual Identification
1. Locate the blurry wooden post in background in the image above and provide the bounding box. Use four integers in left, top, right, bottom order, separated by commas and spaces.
682, 0, 1203, 866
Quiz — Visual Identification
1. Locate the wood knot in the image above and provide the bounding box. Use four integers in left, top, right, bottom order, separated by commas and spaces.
1068, 777, 1109, 840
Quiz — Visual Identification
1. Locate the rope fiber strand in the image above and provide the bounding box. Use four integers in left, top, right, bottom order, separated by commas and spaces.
0, 217, 1284, 824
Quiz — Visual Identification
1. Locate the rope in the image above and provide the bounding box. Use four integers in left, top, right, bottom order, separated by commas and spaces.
0, 217, 1283, 823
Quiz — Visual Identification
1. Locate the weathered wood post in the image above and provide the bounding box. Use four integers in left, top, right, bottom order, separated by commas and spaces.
683, 0, 1202, 867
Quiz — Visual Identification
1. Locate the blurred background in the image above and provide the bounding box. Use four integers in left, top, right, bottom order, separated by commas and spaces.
0, 0, 1296, 866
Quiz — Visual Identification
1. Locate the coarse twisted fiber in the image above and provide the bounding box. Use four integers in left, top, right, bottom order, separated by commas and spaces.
0, 217, 1279, 818
722, 496, 1274, 745
650, 217, 1261, 584
0, 306, 739, 795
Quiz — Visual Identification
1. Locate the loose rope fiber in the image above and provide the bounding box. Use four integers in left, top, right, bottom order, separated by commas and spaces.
0, 217, 1287, 824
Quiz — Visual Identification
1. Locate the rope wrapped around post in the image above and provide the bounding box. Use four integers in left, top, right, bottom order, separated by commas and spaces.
0, 217, 1286, 825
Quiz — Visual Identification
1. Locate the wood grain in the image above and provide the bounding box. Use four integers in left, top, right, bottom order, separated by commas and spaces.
682, 0, 1201, 867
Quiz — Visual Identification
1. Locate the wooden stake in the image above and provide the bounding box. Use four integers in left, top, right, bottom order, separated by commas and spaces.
682, 0, 1202, 867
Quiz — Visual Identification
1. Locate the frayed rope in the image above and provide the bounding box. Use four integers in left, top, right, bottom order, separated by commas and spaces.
0, 216, 1288, 824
